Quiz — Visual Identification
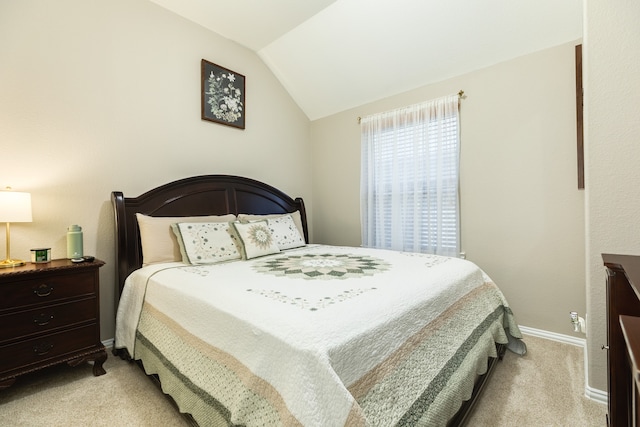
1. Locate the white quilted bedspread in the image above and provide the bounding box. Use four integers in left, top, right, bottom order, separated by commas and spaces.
115, 244, 521, 426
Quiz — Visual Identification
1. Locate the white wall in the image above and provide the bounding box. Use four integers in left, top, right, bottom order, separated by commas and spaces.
0, 0, 313, 340
585, 0, 640, 392
311, 41, 585, 339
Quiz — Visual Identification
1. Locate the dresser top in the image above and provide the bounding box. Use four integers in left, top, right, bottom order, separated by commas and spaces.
603, 253, 640, 302
0, 259, 104, 278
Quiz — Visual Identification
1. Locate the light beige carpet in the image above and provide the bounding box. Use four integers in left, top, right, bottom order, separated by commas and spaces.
0, 334, 606, 426
465, 335, 606, 426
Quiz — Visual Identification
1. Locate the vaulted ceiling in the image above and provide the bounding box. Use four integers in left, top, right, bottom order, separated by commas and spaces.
149, 0, 583, 120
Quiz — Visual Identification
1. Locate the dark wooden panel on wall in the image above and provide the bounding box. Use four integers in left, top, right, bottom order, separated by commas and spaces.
576, 44, 584, 189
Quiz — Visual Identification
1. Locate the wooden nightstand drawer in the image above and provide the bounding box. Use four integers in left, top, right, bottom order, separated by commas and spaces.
0, 271, 95, 311
0, 259, 107, 389
0, 297, 97, 343
0, 324, 98, 375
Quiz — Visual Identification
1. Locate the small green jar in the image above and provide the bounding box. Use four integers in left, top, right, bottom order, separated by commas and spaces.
66, 225, 83, 259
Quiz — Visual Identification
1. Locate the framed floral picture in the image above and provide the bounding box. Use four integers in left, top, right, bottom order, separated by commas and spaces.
201, 59, 245, 129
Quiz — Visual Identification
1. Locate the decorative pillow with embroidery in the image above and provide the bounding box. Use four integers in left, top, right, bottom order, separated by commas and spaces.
231, 220, 280, 259
171, 222, 242, 265
237, 211, 305, 242
136, 213, 236, 266
267, 214, 306, 250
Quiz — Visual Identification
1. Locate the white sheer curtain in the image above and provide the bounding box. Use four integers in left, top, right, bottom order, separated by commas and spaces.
360, 94, 460, 256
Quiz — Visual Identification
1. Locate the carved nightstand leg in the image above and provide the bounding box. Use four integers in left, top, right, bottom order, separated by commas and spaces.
92, 349, 108, 376
67, 348, 108, 376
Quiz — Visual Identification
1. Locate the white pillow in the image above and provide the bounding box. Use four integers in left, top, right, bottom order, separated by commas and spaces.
171, 222, 241, 264
231, 220, 280, 259
266, 214, 305, 250
237, 211, 305, 242
136, 213, 236, 266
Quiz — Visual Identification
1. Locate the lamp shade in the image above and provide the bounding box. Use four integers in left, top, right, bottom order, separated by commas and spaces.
0, 191, 32, 223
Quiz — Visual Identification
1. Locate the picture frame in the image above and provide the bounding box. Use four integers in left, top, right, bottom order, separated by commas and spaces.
201, 59, 245, 129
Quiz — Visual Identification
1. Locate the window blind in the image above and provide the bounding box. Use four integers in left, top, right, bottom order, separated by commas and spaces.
360, 94, 460, 256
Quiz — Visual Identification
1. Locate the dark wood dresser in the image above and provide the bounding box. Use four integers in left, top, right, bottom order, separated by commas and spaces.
603, 254, 640, 426
0, 259, 107, 389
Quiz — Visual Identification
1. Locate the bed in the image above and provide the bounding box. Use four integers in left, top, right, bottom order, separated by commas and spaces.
111, 174, 525, 426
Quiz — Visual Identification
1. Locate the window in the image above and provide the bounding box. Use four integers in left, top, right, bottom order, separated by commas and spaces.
360, 94, 460, 257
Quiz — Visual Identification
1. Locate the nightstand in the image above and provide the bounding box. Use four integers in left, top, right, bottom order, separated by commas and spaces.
0, 259, 107, 389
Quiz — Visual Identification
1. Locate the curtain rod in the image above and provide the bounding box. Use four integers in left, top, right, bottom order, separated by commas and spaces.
357, 90, 465, 124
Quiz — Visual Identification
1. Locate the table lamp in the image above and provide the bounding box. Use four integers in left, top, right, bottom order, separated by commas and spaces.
0, 188, 32, 268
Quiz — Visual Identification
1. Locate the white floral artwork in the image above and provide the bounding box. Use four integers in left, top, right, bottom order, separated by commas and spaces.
201, 59, 245, 129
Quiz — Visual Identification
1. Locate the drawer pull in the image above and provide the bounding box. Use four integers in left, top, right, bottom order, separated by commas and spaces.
33, 313, 54, 326
33, 342, 54, 356
34, 284, 54, 297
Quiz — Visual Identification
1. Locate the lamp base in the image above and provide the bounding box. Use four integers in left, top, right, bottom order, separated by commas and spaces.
0, 258, 26, 268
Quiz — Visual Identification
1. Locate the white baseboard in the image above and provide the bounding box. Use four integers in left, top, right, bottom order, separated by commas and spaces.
102, 338, 114, 350
585, 385, 608, 405
519, 325, 586, 347
518, 325, 608, 405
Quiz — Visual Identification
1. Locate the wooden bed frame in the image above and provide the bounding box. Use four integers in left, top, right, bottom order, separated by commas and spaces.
111, 174, 503, 427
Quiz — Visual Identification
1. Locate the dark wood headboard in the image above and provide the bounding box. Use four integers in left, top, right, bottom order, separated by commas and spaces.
111, 175, 308, 299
